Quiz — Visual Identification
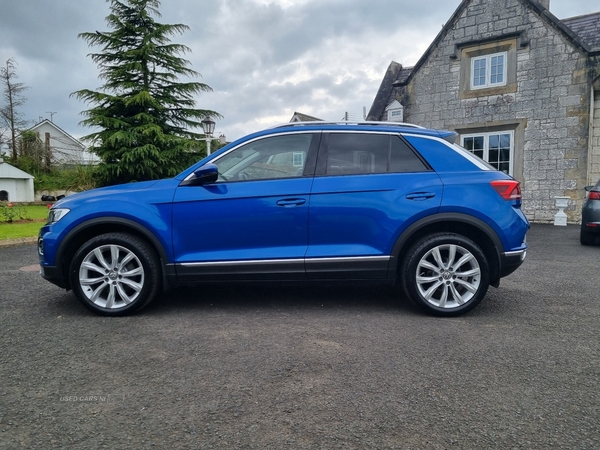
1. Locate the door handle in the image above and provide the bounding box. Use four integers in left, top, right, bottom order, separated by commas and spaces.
276, 198, 307, 207
405, 192, 436, 201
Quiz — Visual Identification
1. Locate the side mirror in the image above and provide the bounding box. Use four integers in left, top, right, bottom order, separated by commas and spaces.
180, 163, 219, 186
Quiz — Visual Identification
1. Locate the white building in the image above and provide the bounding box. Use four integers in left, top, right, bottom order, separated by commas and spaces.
0, 158, 35, 202
25, 120, 98, 165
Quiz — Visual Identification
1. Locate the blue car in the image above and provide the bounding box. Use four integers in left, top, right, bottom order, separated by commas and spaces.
39, 122, 529, 316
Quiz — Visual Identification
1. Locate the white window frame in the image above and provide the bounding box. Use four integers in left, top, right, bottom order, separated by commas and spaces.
470, 51, 507, 90
292, 151, 304, 167
385, 100, 404, 122
460, 130, 514, 175
354, 151, 375, 172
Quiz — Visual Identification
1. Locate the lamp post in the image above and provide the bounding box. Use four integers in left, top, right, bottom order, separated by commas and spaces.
201, 118, 216, 155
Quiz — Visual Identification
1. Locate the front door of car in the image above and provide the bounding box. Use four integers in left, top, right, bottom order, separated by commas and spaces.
306, 132, 443, 279
172, 132, 319, 281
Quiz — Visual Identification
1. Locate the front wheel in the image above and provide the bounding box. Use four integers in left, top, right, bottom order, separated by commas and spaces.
401, 233, 490, 316
69, 232, 161, 316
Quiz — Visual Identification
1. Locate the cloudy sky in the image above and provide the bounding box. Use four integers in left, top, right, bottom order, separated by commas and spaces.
0, 0, 596, 144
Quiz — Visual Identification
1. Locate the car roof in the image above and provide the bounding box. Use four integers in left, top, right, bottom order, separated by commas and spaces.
264, 121, 456, 141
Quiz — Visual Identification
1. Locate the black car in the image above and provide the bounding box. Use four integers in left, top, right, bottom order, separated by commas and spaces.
581, 178, 600, 245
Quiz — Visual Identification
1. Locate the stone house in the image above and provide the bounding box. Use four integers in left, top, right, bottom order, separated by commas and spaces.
367, 0, 600, 223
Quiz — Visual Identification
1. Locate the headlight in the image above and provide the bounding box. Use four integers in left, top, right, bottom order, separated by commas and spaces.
46, 208, 70, 224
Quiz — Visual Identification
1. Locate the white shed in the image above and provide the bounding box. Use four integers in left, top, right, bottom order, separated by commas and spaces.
0, 158, 35, 202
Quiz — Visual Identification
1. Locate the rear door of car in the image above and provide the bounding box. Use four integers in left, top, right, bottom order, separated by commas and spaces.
306, 131, 443, 279
172, 132, 319, 281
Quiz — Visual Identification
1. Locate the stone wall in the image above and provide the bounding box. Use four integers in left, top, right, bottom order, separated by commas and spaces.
391, 0, 593, 223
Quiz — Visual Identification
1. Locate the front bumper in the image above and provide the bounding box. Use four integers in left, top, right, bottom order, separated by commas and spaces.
39, 264, 67, 289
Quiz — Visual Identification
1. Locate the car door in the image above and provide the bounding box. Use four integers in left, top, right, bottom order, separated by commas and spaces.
306, 132, 443, 279
172, 132, 319, 281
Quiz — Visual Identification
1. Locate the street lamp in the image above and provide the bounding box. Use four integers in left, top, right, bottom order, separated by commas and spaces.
201, 118, 216, 155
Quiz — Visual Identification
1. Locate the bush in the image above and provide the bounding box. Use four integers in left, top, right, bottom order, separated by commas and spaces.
7, 156, 98, 192
0, 202, 30, 223
34, 165, 97, 192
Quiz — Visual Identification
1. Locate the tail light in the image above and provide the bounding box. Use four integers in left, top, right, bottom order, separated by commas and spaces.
491, 180, 522, 200
588, 191, 600, 201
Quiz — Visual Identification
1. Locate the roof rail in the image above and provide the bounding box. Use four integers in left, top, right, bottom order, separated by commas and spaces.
270, 121, 425, 129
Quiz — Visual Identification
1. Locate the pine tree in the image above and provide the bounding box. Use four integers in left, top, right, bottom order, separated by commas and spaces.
73, 0, 221, 185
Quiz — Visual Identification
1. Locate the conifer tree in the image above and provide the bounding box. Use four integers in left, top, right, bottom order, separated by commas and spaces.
73, 0, 220, 185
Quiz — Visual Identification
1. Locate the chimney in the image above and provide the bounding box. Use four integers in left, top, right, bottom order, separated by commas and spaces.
539, 0, 549, 9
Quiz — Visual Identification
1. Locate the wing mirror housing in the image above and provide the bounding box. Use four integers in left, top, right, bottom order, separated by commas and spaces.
180, 163, 219, 186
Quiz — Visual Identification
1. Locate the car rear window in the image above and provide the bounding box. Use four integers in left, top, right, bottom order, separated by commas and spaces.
403, 135, 493, 172
326, 133, 428, 175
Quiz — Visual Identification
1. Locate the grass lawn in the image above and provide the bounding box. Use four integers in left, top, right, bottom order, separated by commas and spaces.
0, 205, 49, 240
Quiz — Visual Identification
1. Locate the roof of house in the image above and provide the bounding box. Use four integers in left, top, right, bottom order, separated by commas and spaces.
395, 0, 600, 88
366, 62, 403, 121
368, 0, 600, 121
0, 160, 34, 179
562, 12, 600, 53
26, 119, 85, 149
290, 112, 323, 122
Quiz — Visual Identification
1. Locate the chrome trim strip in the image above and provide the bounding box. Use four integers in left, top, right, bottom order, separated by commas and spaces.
305, 256, 390, 263
503, 249, 526, 257
179, 255, 391, 267
180, 259, 302, 267
270, 121, 425, 129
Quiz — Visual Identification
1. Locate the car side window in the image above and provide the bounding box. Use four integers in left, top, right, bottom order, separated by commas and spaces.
214, 134, 314, 182
325, 133, 427, 175
390, 136, 429, 172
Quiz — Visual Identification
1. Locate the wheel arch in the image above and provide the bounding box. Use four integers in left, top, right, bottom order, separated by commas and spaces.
389, 213, 503, 286
56, 217, 170, 290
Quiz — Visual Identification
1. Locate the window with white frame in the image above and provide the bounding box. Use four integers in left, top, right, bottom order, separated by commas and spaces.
471, 52, 507, 89
461, 131, 514, 175
385, 100, 403, 122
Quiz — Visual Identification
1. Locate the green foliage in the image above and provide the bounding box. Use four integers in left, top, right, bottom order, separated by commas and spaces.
0, 204, 48, 239
72, 0, 221, 186
18, 131, 49, 171
9, 156, 98, 192
34, 165, 98, 192
0, 201, 30, 223
0, 221, 44, 240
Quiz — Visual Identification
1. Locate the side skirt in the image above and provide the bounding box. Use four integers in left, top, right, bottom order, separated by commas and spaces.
172, 256, 391, 282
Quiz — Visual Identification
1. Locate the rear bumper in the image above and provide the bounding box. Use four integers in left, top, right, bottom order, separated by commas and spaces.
499, 248, 527, 278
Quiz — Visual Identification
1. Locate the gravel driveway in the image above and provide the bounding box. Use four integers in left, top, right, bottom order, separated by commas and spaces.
1, 224, 599, 449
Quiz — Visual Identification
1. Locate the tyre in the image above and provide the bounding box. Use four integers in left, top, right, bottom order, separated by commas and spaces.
401, 233, 490, 316
580, 227, 596, 246
69, 232, 161, 316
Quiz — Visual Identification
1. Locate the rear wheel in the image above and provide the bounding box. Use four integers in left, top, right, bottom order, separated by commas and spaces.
401, 233, 490, 316
580, 227, 596, 246
69, 232, 161, 316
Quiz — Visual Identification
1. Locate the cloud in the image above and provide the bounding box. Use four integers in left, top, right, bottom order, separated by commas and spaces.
0, 0, 596, 143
